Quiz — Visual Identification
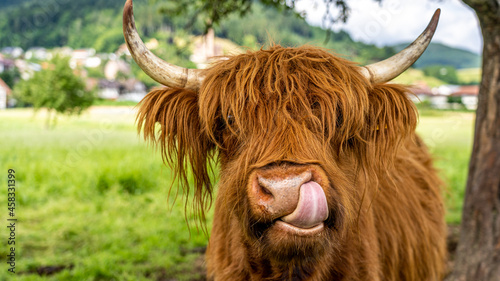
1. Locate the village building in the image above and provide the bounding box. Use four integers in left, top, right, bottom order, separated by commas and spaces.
0, 77, 12, 110
25, 47, 50, 61
0, 54, 16, 73
408, 84, 449, 109
1, 47, 24, 59
450, 85, 479, 110
70, 49, 101, 69
190, 29, 242, 68
104, 59, 131, 80
87, 78, 146, 101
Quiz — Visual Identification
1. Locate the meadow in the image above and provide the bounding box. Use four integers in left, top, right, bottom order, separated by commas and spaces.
0, 106, 474, 280
457, 68, 482, 85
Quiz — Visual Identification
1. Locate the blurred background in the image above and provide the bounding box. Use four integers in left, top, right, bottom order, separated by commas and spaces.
0, 0, 479, 280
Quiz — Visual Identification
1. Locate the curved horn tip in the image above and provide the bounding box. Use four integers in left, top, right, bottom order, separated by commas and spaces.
427, 8, 441, 34
124, 0, 133, 14
360, 9, 441, 84
122, 0, 204, 90
433, 8, 441, 20
123, 0, 134, 29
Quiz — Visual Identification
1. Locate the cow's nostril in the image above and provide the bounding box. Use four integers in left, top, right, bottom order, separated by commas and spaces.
253, 171, 313, 217
260, 185, 273, 197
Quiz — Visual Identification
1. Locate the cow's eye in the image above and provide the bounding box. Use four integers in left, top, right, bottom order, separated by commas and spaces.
217, 114, 235, 131
311, 101, 321, 114
227, 114, 235, 126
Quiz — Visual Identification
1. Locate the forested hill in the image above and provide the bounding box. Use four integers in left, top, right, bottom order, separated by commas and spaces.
0, 0, 31, 9
0, 0, 395, 63
0, 0, 127, 51
393, 42, 481, 69
0, 0, 480, 68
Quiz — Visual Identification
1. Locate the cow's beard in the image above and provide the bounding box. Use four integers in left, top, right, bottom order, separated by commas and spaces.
217, 159, 351, 270
244, 200, 344, 265
251, 222, 332, 263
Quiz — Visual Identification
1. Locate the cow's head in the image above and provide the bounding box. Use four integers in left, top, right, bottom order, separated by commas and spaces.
124, 0, 439, 263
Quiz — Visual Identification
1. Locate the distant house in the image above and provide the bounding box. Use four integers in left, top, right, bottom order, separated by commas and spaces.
435, 84, 461, 96
117, 79, 147, 102
70, 49, 101, 69
0, 78, 12, 110
0, 56, 16, 73
408, 84, 433, 103
25, 47, 50, 61
98, 79, 121, 100
1, 47, 24, 59
408, 84, 449, 109
190, 29, 242, 68
96, 78, 146, 101
52, 47, 74, 58
450, 85, 479, 110
104, 59, 131, 80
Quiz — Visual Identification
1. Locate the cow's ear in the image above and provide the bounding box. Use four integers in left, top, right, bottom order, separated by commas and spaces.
137, 87, 215, 223
365, 83, 418, 165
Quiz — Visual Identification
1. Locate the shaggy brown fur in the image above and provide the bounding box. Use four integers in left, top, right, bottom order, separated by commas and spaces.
136, 45, 446, 280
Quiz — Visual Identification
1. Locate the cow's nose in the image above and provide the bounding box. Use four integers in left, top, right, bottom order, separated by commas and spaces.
251, 170, 312, 217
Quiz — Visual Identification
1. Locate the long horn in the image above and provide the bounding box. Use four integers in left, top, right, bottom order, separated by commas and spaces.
359, 9, 441, 84
123, 0, 204, 90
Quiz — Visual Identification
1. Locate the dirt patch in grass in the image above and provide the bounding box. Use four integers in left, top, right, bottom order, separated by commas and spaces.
143, 247, 207, 281
22, 264, 74, 276
145, 254, 207, 281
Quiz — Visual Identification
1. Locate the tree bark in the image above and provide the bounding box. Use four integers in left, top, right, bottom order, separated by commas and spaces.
446, 1, 500, 280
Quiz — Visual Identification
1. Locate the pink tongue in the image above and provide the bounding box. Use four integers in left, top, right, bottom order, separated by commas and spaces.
281, 181, 328, 229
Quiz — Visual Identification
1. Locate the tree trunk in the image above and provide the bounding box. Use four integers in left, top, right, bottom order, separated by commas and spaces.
446, 1, 500, 280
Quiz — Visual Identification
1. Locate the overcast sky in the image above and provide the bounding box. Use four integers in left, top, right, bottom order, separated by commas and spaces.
295, 0, 483, 54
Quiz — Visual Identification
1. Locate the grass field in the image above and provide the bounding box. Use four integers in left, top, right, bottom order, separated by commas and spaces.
416, 110, 474, 223
393, 67, 481, 86
393, 68, 447, 87
457, 68, 481, 85
0, 107, 474, 280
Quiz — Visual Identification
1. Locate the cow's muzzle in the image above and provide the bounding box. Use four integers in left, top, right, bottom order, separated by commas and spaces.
248, 165, 329, 236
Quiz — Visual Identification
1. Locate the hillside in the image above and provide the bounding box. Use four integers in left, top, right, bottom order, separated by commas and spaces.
0, 0, 394, 63
393, 42, 481, 69
0, 0, 31, 9
0, 0, 481, 70
393, 68, 447, 88
0, 0, 127, 51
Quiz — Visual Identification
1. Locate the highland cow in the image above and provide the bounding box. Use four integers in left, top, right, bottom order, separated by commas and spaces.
123, 1, 446, 280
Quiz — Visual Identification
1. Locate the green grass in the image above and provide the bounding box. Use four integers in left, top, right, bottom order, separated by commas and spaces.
457, 68, 481, 85
0, 107, 474, 280
416, 111, 474, 224
393, 68, 447, 87
393, 67, 481, 86
0, 108, 210, 281
93, 99, 139, 107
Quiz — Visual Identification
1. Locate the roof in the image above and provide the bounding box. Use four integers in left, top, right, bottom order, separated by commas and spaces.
408, 84, 434, 96
451, 85, 479, 96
